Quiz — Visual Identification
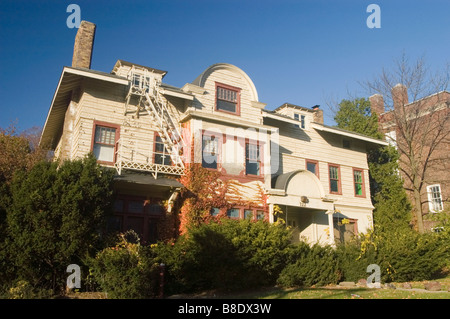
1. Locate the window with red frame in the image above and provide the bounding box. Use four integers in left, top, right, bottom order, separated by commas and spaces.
245, 142, 261, 175
216, 84, 240, 114
329, 164, 341, 194
353, 169, 365, 197
202, 134, 219, 169
92, 124, 118, 164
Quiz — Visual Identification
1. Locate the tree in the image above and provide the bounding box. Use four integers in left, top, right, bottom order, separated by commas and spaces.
334, 98, 412, 233
363, 54, 450, 233
4, 154, 115, 293
333, 98, 382, 140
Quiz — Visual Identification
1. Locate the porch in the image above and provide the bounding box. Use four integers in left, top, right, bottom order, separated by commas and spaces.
268, 169, 336, 245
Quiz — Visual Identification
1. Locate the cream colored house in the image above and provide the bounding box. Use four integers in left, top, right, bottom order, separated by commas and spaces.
40, 21, 387, 245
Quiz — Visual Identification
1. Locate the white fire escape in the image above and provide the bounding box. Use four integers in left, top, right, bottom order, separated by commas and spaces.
114, 65, 186, 178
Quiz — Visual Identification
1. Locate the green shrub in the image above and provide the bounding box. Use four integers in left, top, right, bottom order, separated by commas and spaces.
153, 218, 293, 294
5, 154, 114, 293
89, 231, 159, 299
336, 228, 450, 283
277, 242, 340, 288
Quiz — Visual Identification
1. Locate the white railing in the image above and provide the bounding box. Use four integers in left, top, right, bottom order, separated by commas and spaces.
114, 138, 184, 178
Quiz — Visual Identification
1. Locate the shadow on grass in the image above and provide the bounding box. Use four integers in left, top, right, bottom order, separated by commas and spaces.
261, 287, 371, 299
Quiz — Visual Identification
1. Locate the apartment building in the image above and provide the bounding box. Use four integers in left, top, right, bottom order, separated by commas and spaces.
40, 21, 387, 245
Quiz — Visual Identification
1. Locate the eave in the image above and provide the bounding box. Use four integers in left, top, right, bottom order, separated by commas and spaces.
40, 67, 128, 149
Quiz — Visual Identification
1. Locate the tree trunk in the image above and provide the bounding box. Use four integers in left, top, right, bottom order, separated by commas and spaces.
413, 187, 424, 233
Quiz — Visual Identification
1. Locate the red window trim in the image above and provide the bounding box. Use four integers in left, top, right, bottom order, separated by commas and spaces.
244, 139, 263, 177
90, 120, 120, 166
220, 206, 267, 221
352, 167, 366, 198
305, 159, 320, 179
215, 82, 241, 116
328, 163, 342, 195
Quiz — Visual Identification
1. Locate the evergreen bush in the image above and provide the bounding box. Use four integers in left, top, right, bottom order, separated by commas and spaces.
89, 231, 159, 299
277, 242, 340, 287
153, 218, 293, 294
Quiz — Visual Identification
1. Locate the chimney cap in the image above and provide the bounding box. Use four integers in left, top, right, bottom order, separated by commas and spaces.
312, 105, 320, 110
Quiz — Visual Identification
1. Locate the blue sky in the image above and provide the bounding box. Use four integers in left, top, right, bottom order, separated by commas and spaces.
1, 0, 449, 131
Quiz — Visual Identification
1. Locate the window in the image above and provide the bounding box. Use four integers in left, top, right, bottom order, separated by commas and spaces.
226, 208, 240, 219
154, 135, 172, 165
353, 169, 365, 197
306, 159, 319, 178
92, 123, 118, 164
294, 113, 305, 129
343, 139, 351, 149
216, 83, 240, 115
256, 210, 265, 220
329, 164, 341, 194
202, 134, 218, 169
244, 209, 253, 219
112, 196, 162, 244
132, 73, 151, 92
210, 207, 221, 216
385, 130, 397, 148
245, 143, 261, 175
427, 184, 444, 213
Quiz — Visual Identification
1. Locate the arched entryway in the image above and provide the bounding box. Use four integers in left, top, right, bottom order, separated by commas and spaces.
268, 170, 336, 245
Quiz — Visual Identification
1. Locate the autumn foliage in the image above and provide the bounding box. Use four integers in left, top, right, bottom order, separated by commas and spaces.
178, 163, 231, 234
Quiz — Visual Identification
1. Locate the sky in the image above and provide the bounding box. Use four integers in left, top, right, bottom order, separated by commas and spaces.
0, 0, 449, 132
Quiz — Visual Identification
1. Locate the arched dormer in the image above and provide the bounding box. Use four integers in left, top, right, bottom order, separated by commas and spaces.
192, 63, 259, 102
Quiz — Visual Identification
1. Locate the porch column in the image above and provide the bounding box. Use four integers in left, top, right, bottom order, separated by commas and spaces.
269, 203, 274, 223
326, 210, 335, 246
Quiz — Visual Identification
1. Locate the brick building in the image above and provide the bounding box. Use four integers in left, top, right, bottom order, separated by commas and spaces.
370, 84, 450, 231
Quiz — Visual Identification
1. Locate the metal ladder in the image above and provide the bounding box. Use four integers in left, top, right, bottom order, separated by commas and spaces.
125, 66, 185, 170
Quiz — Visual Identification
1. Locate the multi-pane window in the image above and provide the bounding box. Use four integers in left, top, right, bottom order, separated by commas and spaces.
427, 184, 444, 213
245, 143, 261, 175
202, 135, 218, 169
93, 125, 117, 163
154, 135, 172, 165
353, 169, 364, 197
216, 84, 240, 114
329, 164, 340, 194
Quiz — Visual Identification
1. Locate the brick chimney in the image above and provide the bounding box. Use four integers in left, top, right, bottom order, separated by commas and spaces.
369, 94, 384, 115
392, 84, 408, 110
72, 21, 96, 69
312, 105, 323, 124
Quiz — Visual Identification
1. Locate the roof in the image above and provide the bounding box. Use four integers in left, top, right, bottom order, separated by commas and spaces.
274, 102, 317, 113
262, 109, 388, 146
112, 59, 167, 77
40, 66, 129, 149
114, 171, 184, 188
311, 122, 388, 146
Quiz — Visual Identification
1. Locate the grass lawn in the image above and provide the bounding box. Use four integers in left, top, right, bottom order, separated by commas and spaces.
176, 275, 450, 300
66, 275, 450, 299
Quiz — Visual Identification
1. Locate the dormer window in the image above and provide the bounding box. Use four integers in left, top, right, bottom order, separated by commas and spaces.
216, 82, 240, 115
